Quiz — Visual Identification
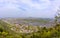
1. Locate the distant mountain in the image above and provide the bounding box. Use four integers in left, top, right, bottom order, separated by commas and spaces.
1, 18, 55, 27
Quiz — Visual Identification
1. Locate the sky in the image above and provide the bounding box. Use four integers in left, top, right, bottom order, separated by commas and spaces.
0, 0, 60, 18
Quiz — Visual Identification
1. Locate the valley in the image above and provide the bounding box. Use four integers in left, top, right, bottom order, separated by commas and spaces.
0, 18, 60, 38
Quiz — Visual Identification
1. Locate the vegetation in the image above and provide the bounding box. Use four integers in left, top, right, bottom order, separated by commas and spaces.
0, 19, 60, 38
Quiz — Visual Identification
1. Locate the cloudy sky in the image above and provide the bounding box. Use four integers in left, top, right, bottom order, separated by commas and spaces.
0, 0, 60, 18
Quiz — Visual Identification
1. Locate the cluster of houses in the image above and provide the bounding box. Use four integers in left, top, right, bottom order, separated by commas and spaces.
11, 23, 38, 33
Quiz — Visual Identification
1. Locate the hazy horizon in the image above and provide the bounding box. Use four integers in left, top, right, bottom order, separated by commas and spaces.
0, 0, 60, 18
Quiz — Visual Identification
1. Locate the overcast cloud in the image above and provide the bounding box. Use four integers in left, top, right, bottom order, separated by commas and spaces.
0, 0, 60, 18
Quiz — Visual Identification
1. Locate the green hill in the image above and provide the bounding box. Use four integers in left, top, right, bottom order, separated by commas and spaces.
0, 20, 22, 38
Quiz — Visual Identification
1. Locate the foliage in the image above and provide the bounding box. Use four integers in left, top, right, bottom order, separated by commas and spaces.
0, 20, 60, 38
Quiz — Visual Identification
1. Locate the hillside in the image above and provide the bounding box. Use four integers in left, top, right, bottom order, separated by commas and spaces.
0, 18, 60, 38
0, 20, 22, 38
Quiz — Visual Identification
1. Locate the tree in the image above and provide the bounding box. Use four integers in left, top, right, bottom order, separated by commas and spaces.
0, 26, 3, 32
55, 8, 60, 24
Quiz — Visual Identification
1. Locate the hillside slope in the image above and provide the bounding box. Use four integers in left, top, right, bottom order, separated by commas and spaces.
0, 20, 22, 38
0, 19, 60, 38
